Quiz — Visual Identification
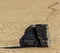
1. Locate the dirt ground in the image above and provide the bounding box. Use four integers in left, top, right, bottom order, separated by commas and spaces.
0, 0, 60, 53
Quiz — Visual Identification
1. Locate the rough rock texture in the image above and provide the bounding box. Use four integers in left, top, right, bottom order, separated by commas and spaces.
20, 24, 50, 47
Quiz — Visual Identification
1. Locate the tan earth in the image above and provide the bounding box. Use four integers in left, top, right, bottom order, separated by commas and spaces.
0, 0, 60, 53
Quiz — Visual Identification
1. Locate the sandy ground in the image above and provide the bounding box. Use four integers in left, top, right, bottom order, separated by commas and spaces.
0, 0, 60, 53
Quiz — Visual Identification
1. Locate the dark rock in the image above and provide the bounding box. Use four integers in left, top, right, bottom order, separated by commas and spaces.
20, 24, 51, 47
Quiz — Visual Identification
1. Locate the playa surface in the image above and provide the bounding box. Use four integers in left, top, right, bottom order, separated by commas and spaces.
0, 0, 60, 53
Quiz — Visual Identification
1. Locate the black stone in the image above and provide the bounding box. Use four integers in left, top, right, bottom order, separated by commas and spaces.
20, 24, 51, 47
